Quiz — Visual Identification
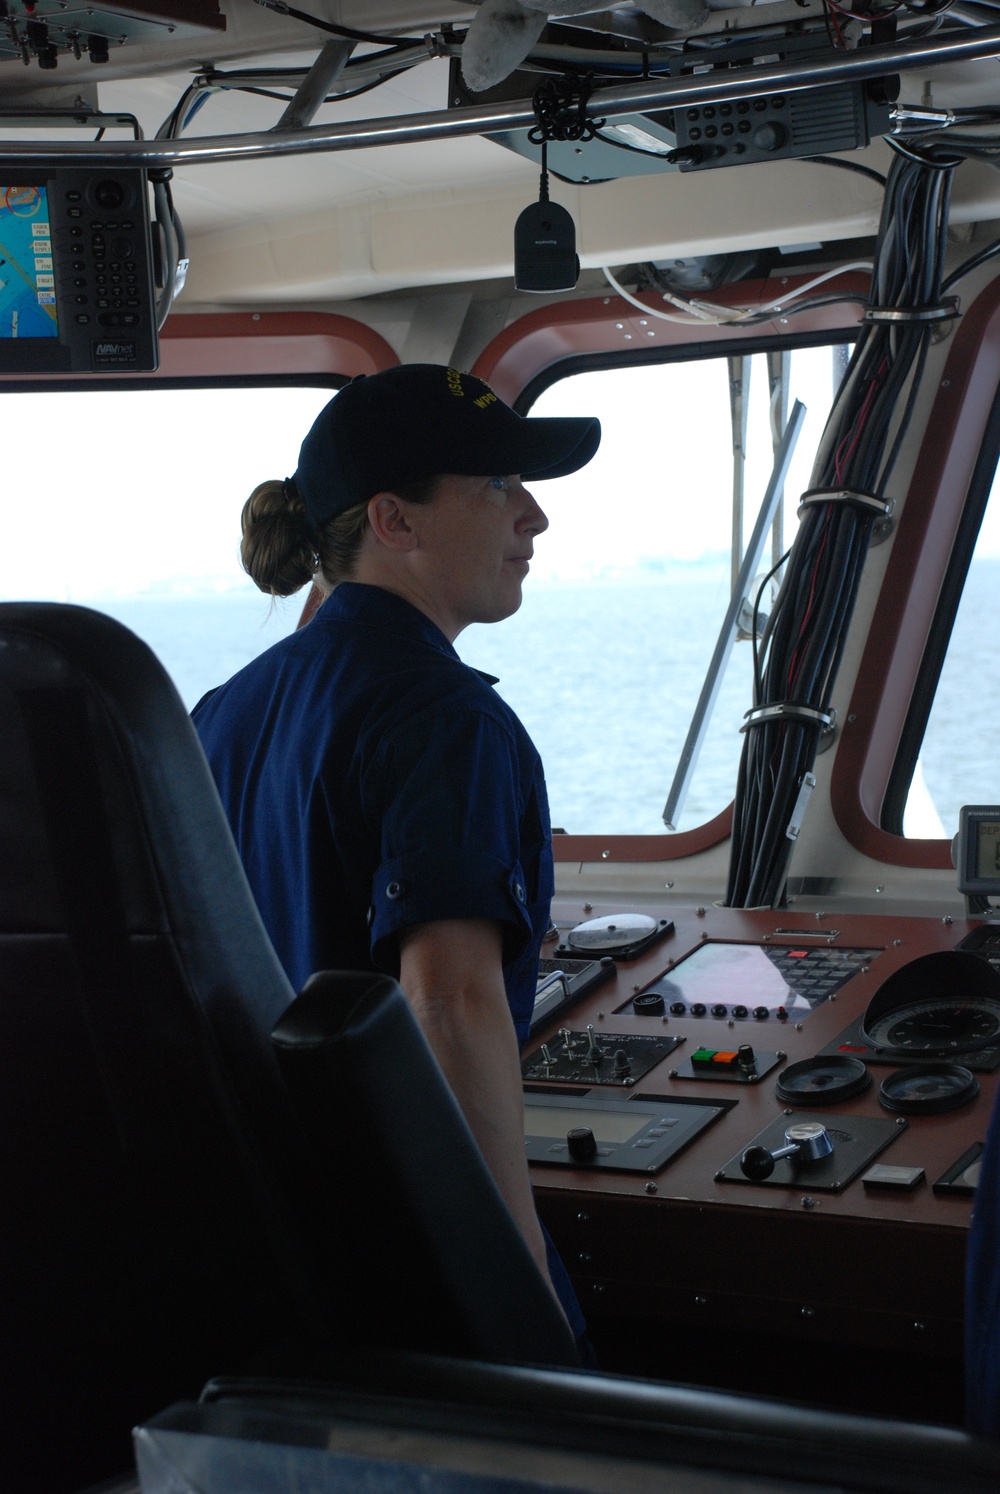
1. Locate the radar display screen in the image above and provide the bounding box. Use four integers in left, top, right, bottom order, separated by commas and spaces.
0, 185, 58, 339
624, 940, 879, 1022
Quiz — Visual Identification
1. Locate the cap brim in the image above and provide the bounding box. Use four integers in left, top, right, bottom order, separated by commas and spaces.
517, 416, 602, 481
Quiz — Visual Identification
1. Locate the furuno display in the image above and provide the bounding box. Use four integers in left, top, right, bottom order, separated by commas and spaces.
523, 1092, 726, 1173
625, 940, 879, 1023
956, 805, 1000, 896
0, 168, 157, 372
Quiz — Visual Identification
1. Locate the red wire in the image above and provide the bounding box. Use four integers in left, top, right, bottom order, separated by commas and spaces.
823, 0, 847, 48
833, 356, 887, 483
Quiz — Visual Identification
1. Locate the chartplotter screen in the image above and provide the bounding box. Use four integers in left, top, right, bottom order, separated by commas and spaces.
0, 185, 59, 340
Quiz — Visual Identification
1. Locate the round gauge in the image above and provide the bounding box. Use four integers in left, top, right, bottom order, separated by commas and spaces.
861, 950, 1000, 1057
878, 1063, 979, 1116
568, 913, 656, 953
775, 1055, 871, 1106
863, 998, 1000, 1055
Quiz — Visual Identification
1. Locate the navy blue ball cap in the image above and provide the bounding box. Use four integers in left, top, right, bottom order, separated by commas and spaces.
292, 363, 601, 530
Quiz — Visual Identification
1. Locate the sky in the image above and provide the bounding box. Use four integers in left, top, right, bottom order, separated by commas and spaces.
2, 345, 998, 602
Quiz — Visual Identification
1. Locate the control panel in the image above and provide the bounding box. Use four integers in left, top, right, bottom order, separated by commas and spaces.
525, 902, 995, 1415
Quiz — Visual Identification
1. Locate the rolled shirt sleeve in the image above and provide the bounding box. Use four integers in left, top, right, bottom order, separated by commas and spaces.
366, 704, 539, 970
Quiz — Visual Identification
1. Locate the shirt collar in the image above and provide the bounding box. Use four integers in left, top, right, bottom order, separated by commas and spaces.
317, 582, 499, 686
317, 582, 459, 659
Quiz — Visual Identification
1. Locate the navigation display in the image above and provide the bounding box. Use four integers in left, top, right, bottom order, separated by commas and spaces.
0, 184, 58, 339
628, 940, 881, 1021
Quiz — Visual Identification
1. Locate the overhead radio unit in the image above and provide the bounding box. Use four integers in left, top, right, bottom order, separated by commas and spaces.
0, 166, 158, 373
670, 33, 897, 172
453, 27, 897, 184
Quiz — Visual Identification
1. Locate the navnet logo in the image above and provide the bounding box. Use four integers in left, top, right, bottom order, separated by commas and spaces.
93, 340, 137, 364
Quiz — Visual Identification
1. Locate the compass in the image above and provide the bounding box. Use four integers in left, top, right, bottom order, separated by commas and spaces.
557, 913, 674, 962
863, 998, 1000, 1055
568, 913, 657, 952
860, 950, 1000, 1058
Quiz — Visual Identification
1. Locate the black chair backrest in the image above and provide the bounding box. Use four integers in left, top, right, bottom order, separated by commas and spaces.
0, 602, 576, 1493
0, 602, 332, 1493
272, 971, 580, 1368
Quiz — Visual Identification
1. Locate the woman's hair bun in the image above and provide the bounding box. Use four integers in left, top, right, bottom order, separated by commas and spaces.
240, 478, 317, 596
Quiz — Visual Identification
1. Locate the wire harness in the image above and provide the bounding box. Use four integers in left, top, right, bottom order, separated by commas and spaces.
725, 141, 957, 909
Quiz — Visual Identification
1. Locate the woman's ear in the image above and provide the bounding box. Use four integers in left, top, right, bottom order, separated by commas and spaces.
367, 492, 419, 552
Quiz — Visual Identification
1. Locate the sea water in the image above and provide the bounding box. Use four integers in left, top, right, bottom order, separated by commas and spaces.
80, 557, 1000, 840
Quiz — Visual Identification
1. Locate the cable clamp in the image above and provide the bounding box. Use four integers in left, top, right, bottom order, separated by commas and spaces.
797, 487, 893, 519
741, 703, 833, 733
864, 298, 959, 324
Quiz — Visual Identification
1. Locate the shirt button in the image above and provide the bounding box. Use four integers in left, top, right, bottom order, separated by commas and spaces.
386, 881, 403, 899
514, 882, 525, 903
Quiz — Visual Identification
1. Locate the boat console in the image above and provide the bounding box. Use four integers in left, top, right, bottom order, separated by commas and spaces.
527, 901, 994, 1419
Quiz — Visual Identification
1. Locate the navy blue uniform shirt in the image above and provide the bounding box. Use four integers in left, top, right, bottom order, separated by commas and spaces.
193, 582, 585, 1339
193, 582, 553, 1044
967, 1085, 1000, 1436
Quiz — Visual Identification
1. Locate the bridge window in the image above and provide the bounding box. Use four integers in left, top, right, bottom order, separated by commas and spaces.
896, 410, 1000, 840
0, 384, 333, 705
459, 345, 845, 835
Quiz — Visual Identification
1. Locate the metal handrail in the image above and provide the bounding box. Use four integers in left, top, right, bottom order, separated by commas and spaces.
0, 25, 998, 167
662, 399, 807, 832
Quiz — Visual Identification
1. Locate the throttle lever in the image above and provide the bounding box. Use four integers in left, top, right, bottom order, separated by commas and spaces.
740, 1121, 834, 1181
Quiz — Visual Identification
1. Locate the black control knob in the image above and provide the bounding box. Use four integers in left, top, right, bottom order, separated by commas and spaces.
95, 180, 125, 210
752, 121, 786, 152
690, 1002, 707, 1017
634, 991, 665, 1016
567, 1127, 597, 1162
740, 1145, 776, 1181
733, 1004, 749, 1020
711, 1003, 728, 1019
753, 1006, 769, 1021
669, 1000, 686, 1016
737, 1044, 756, 1072
613, 1048, 631, 1077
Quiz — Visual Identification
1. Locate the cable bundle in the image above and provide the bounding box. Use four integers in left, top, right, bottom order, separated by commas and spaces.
725, 144, 957, 908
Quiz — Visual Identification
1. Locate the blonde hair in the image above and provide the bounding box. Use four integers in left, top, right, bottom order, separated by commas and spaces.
239, 475, 440, 597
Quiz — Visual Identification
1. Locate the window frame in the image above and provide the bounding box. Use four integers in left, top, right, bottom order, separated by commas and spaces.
828, 272, 1000, 869
471, 274, 867, 863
